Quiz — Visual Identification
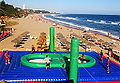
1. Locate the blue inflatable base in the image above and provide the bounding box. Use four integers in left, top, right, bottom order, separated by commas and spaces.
0, 51, 120, 82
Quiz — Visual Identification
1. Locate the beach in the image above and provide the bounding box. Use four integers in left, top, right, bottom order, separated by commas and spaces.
0, 14, 120, 64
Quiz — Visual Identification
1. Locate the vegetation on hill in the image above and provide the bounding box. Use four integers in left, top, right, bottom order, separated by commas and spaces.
34, 10, 50, 14
0, 0, 25, 17
0, 0, 59, 18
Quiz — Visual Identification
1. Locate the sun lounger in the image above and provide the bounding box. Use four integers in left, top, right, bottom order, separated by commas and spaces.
0, 32, 12, 42
14, 44, 22, 48
22, 36, 29, 39
20, 39, 27, 41
112, 50, 120, 53
20, 45, 24, 48
19, 42, 25, 44
88, 39, 96, 42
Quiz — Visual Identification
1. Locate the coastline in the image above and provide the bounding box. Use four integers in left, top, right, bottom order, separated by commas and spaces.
42, 14, 120, 44
42, 14, 120, 64
43, 14, 120, 40
0, 14, 120, 64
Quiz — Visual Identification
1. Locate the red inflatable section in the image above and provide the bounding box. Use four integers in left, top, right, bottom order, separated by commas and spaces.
25, 81, 120, 83
24, 82, 69, 83
104, 56, 120, 66
79, 81, 120, 83
0, 51, 3, 58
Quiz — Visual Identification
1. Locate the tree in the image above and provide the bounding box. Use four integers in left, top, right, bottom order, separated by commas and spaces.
0, 0, 23, 17
0, 8, 5, 16
0, 0, 6, 11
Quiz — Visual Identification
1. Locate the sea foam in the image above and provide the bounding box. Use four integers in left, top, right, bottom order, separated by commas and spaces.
87, 19, 120, 26
56, 16, 78, 20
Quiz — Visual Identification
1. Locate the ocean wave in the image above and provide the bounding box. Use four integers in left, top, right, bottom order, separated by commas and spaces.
42, 14, 120, 39
87, 19, 120, 25
87, 19, 93, 22
78, 26, 119, 39
87, 19, 108, 24
57, 16, 78, 20
50, 14, 57, 17
43, 14, 80, 28
111, 22, 120, 25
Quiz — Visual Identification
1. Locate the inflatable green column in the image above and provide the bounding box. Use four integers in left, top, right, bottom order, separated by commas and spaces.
50, 27, 54, 52
69, 38, 79, 83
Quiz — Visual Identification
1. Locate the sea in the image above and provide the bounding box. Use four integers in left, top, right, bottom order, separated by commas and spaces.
42, 14, 120, 39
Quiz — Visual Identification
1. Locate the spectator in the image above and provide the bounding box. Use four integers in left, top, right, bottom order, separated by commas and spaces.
66, 46, 69, 53
31, 45, 36, 54
100, 50, 103, 63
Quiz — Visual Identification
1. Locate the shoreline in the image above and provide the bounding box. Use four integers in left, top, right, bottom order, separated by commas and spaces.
42, 14, 120, 41
41, 14, 120, 64
0, 14, 120, 64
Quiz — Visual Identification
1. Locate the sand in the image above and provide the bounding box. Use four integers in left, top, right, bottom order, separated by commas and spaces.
0, 14, 120, 64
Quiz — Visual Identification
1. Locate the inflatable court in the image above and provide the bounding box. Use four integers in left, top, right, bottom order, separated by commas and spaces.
0, 51, 120, 83
0, 27, 120, 83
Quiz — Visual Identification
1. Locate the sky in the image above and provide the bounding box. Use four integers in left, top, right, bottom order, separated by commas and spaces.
1, 0, 120, 15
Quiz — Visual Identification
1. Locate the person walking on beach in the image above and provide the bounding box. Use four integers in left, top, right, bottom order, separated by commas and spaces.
4, 50, 10, 65
31, 45, 36, 54
107, 57, 110, 73
100, 50, 103, 63
44, 55, 51, 70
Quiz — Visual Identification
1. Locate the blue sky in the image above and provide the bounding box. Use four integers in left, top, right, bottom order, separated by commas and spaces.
1, 0, 120, 15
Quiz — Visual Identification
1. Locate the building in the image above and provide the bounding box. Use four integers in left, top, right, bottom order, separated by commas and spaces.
22, 4, 26, 9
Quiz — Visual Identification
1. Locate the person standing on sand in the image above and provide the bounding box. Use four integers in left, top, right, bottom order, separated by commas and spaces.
31, 45, 36, 54
107, 57, 110, 73
100, 50, 103, 63
66, 46, 70, 53
5, 50, 10, 65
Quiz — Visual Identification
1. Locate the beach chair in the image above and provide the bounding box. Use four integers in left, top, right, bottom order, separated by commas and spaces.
19, 41, 25, 44
20, 39, 27, 41
0, 36, 2, 41
86, 48, 91, 51
22, 37, 29, 39
112, 50, 120, 53
4, 32, 7, 38
14, 44, 22, 48
0, 34, 5, 40
20, 45, 24, 48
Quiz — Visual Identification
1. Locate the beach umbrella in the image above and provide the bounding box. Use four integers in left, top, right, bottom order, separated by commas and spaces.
72, 33, 80, 38
40, 32, 46, 35
86, 42, 95, 48
81, 39, 87, 43
53, 23, 56, 26
110, 44, 116, 47
92, 36, 98, 39
20, 32, 28, 37
97, 39, 104, 43
11, 38, 20, 44
86, 35, 92, 39
102, 42, 110, 46
66, 42, 71, 48
87, 43, 95, 46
